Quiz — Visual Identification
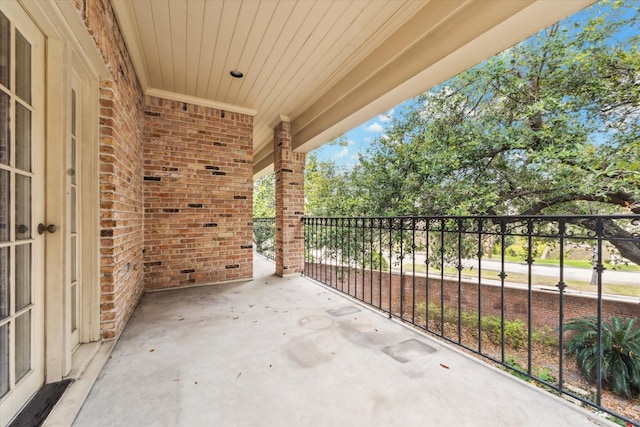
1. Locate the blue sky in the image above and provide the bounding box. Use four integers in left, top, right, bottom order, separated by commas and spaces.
310, 106, 397, 168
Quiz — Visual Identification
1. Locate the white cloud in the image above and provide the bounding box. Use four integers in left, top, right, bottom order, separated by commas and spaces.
379, 109, 394, 122
336, 147, 349, 158
366, 122, 384, 133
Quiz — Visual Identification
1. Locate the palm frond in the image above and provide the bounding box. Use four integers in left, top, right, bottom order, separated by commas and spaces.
564, 316, 640, 398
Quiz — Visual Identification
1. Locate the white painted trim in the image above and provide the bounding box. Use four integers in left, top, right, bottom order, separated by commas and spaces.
44, 37, 70, 382
18, 0, 111, 80
16, 0, 104, 383
78, 73, 101, 344
42, 341, 116, 427
145, 88, 258, 116
253, 161, 274, 179
53, 0, 111, 79
269, 115, 291, 129
109, 0, 149, 90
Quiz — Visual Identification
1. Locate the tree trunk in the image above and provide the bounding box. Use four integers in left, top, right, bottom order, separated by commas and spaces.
590, 269, 598, 286
568, 218, 640, 266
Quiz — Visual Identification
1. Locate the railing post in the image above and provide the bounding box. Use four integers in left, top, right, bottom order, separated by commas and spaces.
557, 218, 567, 394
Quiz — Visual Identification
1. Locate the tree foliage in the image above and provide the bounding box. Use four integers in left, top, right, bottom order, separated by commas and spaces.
301, 0, 640, 262
353, 0, 639, 218
255, 1, 640, 261
304, 138, 361, 216
253, 173, 275, 218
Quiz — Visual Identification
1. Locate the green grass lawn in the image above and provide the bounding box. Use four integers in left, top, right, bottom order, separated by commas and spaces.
406, 263, 640, 298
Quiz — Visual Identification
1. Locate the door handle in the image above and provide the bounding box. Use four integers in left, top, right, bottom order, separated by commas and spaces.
38, 223, 57, 235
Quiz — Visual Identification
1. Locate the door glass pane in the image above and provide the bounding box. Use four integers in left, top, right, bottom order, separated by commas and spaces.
15, 243, 30, 310
71, 137, 76, 185
71, 89, 76, 136
0, 91, 8, 165
0, 169, 8, 241
71, 186, 76, 233
0, 323, 8, 397
15, 311, 30, 381
15, 104, 30, 172
15, 31, 31, 105
0, 247, 7, 318
15, 174, 30, 240
70, 235, 76, 282
71, 284, 77, 332
0, 12, 8, 89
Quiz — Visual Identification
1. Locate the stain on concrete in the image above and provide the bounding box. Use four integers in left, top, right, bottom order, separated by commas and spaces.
326, 306, 361, 317
297, 315, 333, 330
282, 333, 336, 369
381, 339, 437, 363
338, 322, 387, 349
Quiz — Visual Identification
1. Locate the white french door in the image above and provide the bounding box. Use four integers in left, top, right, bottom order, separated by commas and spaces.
0, 2, 45, 425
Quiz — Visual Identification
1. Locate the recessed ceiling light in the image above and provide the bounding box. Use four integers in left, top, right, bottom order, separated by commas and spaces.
230, 70, 244, 78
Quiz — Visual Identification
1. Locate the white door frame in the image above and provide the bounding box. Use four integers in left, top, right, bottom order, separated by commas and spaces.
2, 0, 109, 421
17, 0, 108, 382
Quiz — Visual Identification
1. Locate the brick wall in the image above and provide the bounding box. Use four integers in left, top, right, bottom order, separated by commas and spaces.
307, 263, 639, 331
142, 97, 253, 290
76, 0, 256, 333
274, 121, 305, 276
76, 0, 145, 339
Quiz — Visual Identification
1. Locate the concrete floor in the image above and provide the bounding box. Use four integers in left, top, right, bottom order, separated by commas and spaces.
73, 255, 611, 427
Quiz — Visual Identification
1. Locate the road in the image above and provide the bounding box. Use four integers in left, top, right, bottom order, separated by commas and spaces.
398, 253, 638, 286
466, 259, 638, 286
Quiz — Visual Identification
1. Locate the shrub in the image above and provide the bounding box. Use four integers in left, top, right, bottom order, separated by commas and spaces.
532, 366, 556, 383
363, 250, 388, 270
506, 243, 526, 258
532, 327, 559, 347
563, 316, 640, 398
505, 356, 529, 381
482, 316, 527, 350
506, 357, 557, 385
415, 303, 527, 350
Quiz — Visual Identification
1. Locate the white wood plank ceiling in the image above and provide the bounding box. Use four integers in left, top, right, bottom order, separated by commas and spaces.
111, 0, 595, 176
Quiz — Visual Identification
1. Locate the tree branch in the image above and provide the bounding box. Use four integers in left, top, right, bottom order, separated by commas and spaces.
520, 191, 640, 215
567, 217, 640, 266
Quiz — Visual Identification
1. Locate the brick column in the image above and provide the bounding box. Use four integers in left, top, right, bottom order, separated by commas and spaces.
274, 120, 305, 276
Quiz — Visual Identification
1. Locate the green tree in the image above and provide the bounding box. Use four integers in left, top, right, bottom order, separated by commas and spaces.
253, 173, 275, 217
253, 139, 358, 217
349, 0, 640, 262
305, 138, 361, 216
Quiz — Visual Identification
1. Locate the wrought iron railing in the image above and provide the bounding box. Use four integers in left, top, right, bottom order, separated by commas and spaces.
253, 217, 276, 260
303, 215, 640, 426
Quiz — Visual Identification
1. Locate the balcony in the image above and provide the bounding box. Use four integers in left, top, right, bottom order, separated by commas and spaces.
269, 215, 638, 425
66, 254, 610, 426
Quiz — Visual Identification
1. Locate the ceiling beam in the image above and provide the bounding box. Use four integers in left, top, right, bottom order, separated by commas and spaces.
288, 0, 595, 155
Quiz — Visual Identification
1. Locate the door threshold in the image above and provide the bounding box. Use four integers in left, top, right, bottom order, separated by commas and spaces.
68, 342, 101, 380
41, 341, 116, 426
8, 380, 73, 427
